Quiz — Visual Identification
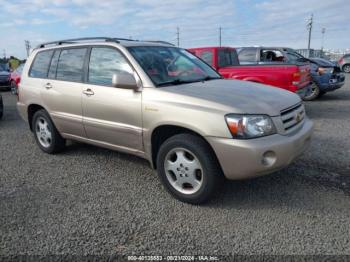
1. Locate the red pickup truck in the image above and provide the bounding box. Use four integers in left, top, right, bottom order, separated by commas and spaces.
187, 47, 311, 98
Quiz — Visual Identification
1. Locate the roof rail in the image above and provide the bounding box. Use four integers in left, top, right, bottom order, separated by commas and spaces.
143, 40, 175, 46
36, 37, 175, 49
36, 37, 118, 48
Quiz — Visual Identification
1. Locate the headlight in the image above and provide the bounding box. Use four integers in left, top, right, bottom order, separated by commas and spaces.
225, 114, 276, 139
318, 67, 334, 75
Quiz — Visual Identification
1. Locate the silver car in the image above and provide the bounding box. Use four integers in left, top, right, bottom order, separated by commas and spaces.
17, 37, 314, 204
339, 54, 350, 73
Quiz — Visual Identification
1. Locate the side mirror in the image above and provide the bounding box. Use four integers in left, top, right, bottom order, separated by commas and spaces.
112, 72, 138, 90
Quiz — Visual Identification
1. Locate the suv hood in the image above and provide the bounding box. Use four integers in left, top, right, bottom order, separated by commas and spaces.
161, 79, 301, 116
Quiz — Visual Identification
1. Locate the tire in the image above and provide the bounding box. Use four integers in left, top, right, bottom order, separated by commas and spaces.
32, 109, 65, 154
303, 82, 320, 101
0, 96, 3, 119
318, 91, 326, 98
156, 133, 223, 204
342, 64, 350, 73
10, 81, 17, 95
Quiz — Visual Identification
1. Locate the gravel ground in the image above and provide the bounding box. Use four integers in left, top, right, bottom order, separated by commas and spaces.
1, 75, 350, 257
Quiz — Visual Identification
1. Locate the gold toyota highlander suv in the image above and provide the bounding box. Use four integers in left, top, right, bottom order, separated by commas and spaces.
17, 37, 314, 204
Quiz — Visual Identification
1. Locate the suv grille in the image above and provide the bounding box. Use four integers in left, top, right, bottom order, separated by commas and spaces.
280, 103, 305, 133
0, 75, 8, 81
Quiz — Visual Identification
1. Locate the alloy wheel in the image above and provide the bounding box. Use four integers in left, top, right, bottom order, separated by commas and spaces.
164, 148, 203, 195
35, 117, 52, 148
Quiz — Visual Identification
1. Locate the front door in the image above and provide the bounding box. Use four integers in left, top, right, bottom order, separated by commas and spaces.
82, 47, 143, 151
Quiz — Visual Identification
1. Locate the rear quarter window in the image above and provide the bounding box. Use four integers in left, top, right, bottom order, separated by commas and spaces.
29, 50, 54, 78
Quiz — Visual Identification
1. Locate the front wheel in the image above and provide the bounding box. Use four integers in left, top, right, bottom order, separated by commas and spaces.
32, 109, 66, 154
156, 134, 223, 204
303, 82, 320, 101
343, 64, 350, 73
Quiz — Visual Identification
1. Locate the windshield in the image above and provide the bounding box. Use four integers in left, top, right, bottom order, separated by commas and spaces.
128, 46, 221, 87
0, 63, 9, 71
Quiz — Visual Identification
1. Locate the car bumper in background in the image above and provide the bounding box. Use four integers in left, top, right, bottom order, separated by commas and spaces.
0, 80, 10, 87
206, 118, 314, 180
318, 74, 345, 92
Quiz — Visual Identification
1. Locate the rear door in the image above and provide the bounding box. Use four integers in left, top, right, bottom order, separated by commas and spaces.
40, 47, 88, 137
82, 46, 143, 151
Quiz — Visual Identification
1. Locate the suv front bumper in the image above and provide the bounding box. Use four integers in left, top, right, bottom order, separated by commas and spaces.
206, 118, 314, 180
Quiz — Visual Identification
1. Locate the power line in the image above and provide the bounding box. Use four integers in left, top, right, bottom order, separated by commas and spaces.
306, 13, 313, 56
321, 27, 326, 51
25, 40, 31, 57
176, 27, 180, 47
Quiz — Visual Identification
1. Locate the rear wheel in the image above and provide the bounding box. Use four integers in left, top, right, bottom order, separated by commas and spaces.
343, 64, 350, 73
32, 110, 66, 154
156, 133, 223, 204
303, 82, 320, 101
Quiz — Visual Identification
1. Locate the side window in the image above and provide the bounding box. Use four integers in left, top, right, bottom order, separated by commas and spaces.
261, 49, 284, 62
56, 48, 87, 82
48, 50, 60, 79
199, 51, 213, 66
29, 50, 54, 78
238, 48, 257, 64
88, 47, 133, 86
286, 52, 301, 63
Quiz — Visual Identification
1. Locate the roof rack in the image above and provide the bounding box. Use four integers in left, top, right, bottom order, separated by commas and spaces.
143, 40, 175, 46
36, 37, 117, 48
36, 37, 175, 49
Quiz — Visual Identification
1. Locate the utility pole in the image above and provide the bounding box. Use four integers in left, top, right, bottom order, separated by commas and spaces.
306, 14, 313, 57
321, 27, 326, 55
2, 49, 6, 59
25, 40, 31, 57
176, 27, 180, 47
219, 27, 222, 47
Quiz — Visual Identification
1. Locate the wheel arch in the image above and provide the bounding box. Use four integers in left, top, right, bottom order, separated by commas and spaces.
150, 124, 218, 169
27, 104, 46, 131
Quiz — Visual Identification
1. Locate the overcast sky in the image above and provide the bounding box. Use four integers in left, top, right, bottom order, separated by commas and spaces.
0, 0, 349, 59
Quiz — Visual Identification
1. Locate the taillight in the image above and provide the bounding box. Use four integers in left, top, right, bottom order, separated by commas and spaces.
338, 57, 343, 64
292, 72, 301, 86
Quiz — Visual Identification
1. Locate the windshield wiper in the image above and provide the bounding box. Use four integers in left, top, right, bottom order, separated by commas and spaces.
157, 79, 193, 87
199, 76, 222, 81
157, 76, 222, 87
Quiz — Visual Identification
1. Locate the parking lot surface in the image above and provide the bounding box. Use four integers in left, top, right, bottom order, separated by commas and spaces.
1, 76, 350, 256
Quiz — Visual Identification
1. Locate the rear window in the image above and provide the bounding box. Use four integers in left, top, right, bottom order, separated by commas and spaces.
218, 49, 239, 67
56, 48, 87, 82
29, 50, 54, 78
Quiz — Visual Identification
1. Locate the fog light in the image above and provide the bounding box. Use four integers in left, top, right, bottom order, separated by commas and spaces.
261, 151, 276, 166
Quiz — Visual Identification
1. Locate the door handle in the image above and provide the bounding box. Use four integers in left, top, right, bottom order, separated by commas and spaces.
45, 83, 52, 89
83, 88, 94, 96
